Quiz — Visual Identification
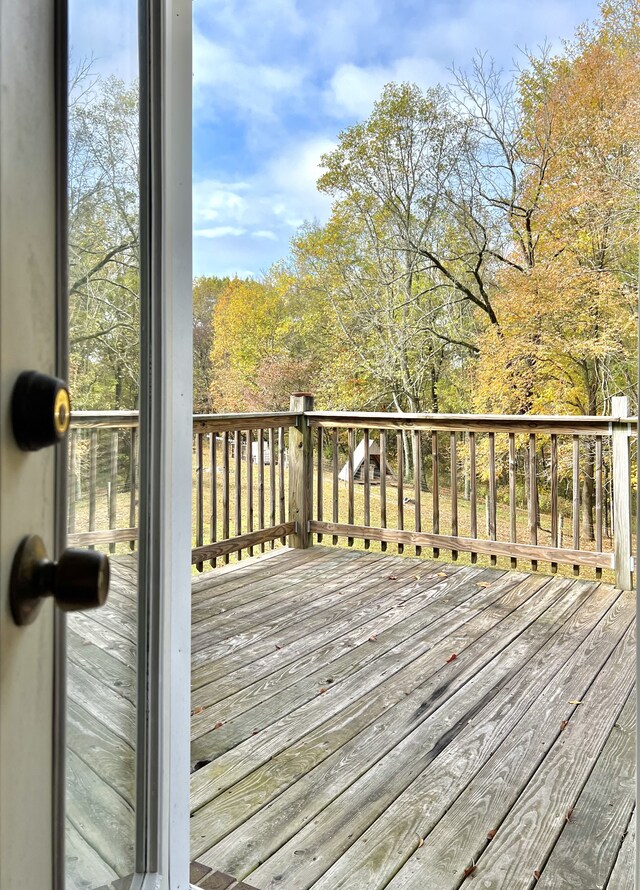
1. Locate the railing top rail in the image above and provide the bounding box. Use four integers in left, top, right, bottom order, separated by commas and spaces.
305, 411, 637, 436
70, 410, 139, 429
68, 409, 637, 436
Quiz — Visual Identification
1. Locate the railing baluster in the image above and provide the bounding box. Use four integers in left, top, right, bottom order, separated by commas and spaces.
269, 428, 276, 548
380, 430, 387, 552
196, 432, 204, 571
595, 435, 603, 580
234, 430, 242, 559
450, 431, 458, 561
508, 432, 517, 569
222, 430, 230, 564
279, 427, 286, 545
332, 428, 339, 546
258, 428, 265, 553
573, 435, 580, 576
528, 433, 537, 571
109, 429, 118, 554
129, 427, 137, 551
317, 427, 324, 543
413, 430, 422, 556
488, 431, 497, 566
397, 432, 404, 555
550, 434, 558, 573
432, 431, 439, 558
210, 432, 217, 567
68, 429, 77, 536
364, 429, 371, 549
469, 431, 477, 564
246, 430, 254, 557
88, 429, 97, 549
348, 427, 355, 546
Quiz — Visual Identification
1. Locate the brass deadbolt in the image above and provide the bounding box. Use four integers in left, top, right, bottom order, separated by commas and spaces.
11, 370, 71, 451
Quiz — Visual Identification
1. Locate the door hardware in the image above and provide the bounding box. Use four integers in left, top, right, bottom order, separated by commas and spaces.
9, 535, 109, 626
11, 370, 71, 451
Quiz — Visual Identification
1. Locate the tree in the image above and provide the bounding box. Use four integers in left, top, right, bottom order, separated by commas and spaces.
68, 71, 140, 409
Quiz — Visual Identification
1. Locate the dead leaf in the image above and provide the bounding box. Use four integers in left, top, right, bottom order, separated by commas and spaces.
463, 864, 476, 878
568, 700, 583, 705
252, 729, 259, 735
437, 572, 447, 577
446, 653, 458, 663
477, 581, 491, 587
565, 807, 574, 822
275, 644, 281, 650
560, 720, 568, 731
388, 575, 398, 580
533, 870, 541, 881
416, 834, 424, 848
415, 575, 421, 580
369, 633, 378, 642
191, 706, 204, 716
487, 828, 497, 840
213, 721, 224, 729
319, 687, 327, 694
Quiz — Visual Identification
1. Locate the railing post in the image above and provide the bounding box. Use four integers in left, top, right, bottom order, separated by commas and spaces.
288, 392, 314, 548
611, 396, 632, 590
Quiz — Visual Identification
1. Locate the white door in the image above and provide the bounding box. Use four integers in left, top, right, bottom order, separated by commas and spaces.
0, 2, 192, 888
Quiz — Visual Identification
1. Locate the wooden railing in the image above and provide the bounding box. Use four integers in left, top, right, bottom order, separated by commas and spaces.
68, 395, 636, 589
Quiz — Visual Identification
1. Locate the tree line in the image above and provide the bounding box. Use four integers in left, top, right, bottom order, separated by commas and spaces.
69, 1, 638, 423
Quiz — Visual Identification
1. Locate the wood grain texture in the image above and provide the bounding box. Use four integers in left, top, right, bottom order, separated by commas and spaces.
289, 395, 314, 548
309, 522, 614, 568
191, 524, 295, 563
606, 806, 636, 890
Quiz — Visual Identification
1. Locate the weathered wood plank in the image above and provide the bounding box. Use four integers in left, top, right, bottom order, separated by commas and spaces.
535, 690, 635, 890
66, 822, 118, 890
364, 429, 371, 549
68, 527, 139, 547
450, 431, 458, 561
606, 806, 636, 890
431, 431, 439, 558
212, 577, 590, 885
66, 748, 135, 877
193, 412, 298, 433
196, 432, 205, 571
306, 412, 619, 435
191, 525, 295, 563
379, 429, 387, 552
308, 579, 624, 890
288, 394, 314, 548
384, 606, 635, 889
309, 522, 614, 569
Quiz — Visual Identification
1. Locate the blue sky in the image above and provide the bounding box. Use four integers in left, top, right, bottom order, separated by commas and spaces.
71, 0, 602, 281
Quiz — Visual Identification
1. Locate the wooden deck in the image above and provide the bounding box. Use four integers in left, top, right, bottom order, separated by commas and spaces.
67, 546, 636, 890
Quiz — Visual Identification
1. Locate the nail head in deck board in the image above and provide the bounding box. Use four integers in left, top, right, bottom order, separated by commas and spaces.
533, 691, 636, 889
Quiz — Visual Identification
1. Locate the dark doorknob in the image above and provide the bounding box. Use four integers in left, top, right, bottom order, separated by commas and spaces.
10, 535, 110, 626
11, 370, 71, 451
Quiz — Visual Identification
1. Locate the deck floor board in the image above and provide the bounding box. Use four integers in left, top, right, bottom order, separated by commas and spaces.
65, 546, 636, 890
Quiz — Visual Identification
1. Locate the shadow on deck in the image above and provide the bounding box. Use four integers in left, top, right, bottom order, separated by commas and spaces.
67, 546, 636, 890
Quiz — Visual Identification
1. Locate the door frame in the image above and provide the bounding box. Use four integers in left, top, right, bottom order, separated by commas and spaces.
52, 1, 193, 887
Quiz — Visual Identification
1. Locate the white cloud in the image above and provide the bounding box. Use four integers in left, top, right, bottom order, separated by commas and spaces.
195, 226, 247, 239
193, 31, 306, 119
252, 230, 279, 241
327, 57, 448, 118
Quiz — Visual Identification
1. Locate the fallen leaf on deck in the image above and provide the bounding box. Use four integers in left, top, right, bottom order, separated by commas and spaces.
213, 721, 224, 729
437, 572, 448, 577
463, 864, 476, 878
560, 720, 568, 731
191, 707, 204, 716
388, 575, 398, 580
319, 687, 327, 694
417, 835, 424, 848
565, 807, 574, 822
415, 575, 421, 580
533, 870, 541, 881
487, 829, 497, 840
568, 700, 583, 705
275, 644, 281, 650
446, 653, 458, 663
252, 729, 259, 735
477, 581, 491, 587
369, 633, 378, 642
